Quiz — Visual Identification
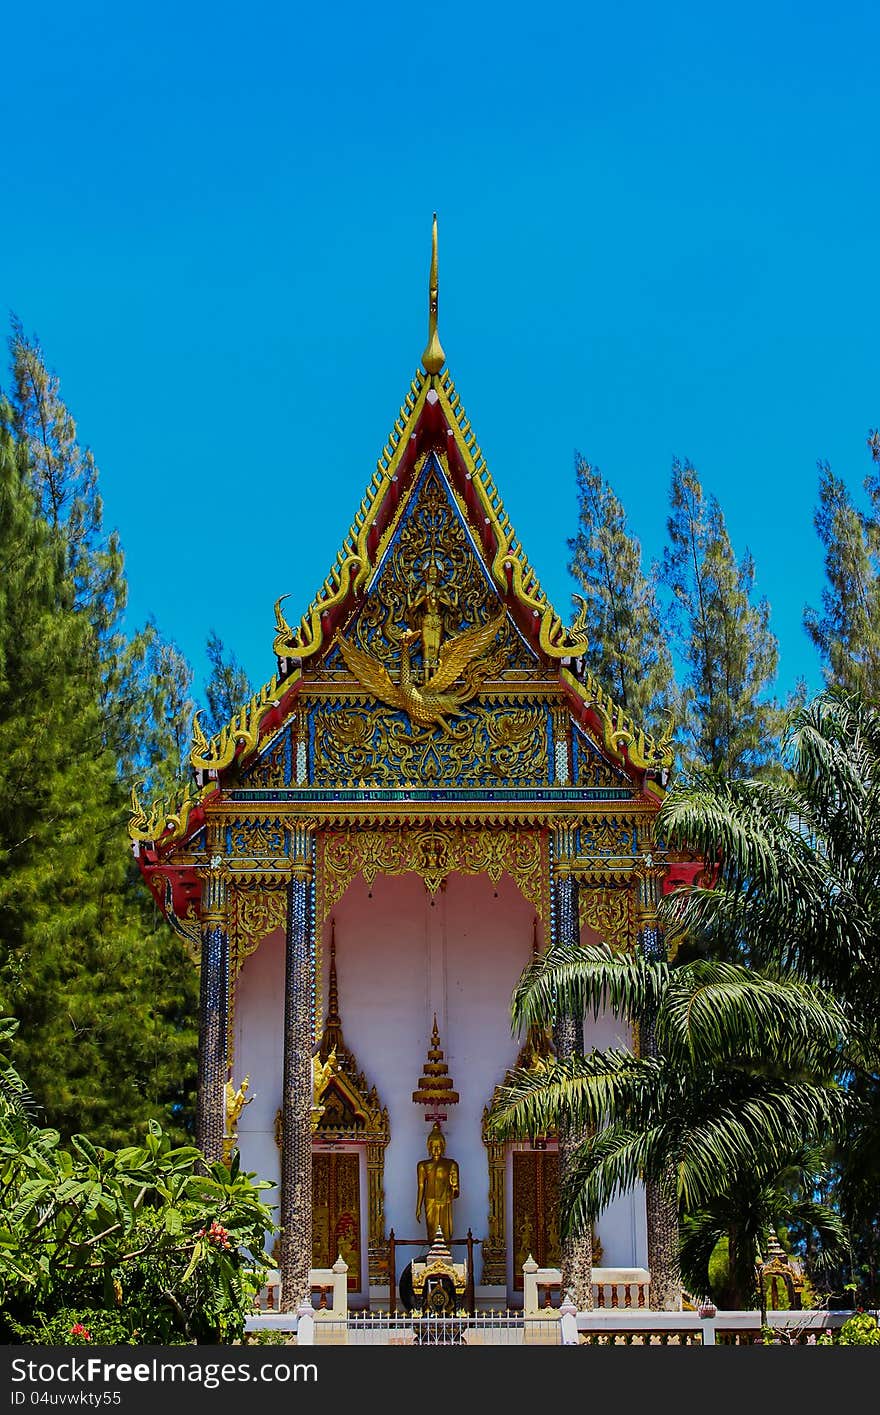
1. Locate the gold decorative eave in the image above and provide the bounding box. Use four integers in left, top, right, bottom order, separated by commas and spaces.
127, 672, 304, 847
129, 777, 219, 846
559, 665, 674, 776
132, 791, 659, 858
207, 800, 659, 831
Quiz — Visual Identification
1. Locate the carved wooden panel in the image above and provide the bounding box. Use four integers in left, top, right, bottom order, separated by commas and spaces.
312, 1151, 361, 1291
511, 1149, 560, 1288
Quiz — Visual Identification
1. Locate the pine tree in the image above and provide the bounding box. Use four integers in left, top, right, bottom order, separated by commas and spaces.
0, 328, 199, 1146
0, 419, 106, 991
566, 454, 674, 737
803, 455, 880, 699
204, 630, 252, 737
140, 632, 196, 802
660, 458, 784, 778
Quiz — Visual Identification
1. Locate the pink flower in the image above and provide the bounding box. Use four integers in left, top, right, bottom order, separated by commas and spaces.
197, 1219, 231, 1250
70, 1323, 92, 1342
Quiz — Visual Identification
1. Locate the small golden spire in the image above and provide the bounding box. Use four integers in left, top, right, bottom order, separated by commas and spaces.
412, 1014, 459, 1118
421, 213, 446, 376
318, 921, 353, 1072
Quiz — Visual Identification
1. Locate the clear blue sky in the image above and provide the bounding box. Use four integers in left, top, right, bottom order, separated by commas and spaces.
3, 1, 879, 706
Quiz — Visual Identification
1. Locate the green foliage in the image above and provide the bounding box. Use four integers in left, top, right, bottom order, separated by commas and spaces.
818, 1311, 880, 1346
6, 317, 151, 779
489, 941, 850, 1306
244, 1328, 292, 1345
142, 632, 196, 800
679, 1154, 844, 1310
804, 452, 880, 699
660, 687, 880, 1299
660, 457, 785, 778
204, 630, 252, 738
0, 1025, 275, 1345
566, 454, 674, 737
0, 326, 199, 1147
7, 1309, 140, 1346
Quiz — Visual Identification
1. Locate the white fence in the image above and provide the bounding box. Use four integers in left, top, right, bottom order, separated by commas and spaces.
245, 1256, 860, 1347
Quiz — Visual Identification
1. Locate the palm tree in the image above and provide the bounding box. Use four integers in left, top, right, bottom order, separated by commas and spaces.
659, 688, 880, 1287
679, 1146, 846, 1310
487, 944, 853, 1305
658, 690, 880, 997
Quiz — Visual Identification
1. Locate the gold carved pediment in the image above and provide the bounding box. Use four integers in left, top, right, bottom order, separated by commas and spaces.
318, 826, 551, 930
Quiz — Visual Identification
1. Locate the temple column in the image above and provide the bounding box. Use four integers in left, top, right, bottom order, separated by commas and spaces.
551, 822, 593, 1310
279, 825, 316, 1312
196, 861, 229, 1162
637, 858, 682, 1311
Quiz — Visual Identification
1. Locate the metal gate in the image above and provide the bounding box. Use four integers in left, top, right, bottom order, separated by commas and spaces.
313, 1312, 561, 1346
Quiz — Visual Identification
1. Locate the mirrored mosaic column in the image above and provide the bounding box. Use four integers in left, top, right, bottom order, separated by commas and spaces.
196, 861, 229, 1162
279, 825, 316, 1312
637, 857, 682, 1311
550, 821, 593, 1310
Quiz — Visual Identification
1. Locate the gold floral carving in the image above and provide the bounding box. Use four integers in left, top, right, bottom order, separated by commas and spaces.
274, 1053, 391, 1286
318, 827, 550, 928
312, 701, 548, 787
576, 743, 631, 790
579, 887, 634, 953
248, 737, 287, 789
480, 1107, 507, 1285
229, 819, 285, 857
230, 888, 287, 972
578, 819, 637, 860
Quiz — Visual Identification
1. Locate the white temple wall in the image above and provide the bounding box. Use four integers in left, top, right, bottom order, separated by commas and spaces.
234, 927, 284, 1233
233, 866, 648, 1290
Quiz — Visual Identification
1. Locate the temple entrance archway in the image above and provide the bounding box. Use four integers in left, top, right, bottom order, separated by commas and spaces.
324, 859, 538, 1299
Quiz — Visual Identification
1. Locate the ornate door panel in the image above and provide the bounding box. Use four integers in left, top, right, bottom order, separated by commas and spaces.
312, 1151, 361, 1291
512, 1150, 560, 1288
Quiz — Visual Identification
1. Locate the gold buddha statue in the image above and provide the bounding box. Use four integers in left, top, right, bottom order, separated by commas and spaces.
415, 1123, 460, 1245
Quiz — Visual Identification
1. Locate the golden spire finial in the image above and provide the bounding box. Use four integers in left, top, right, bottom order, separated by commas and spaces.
412, 1014, 459, 1119
421, 213, 446, 376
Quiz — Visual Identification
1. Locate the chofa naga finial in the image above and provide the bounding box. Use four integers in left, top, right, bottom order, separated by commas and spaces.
421, 213, 446, 376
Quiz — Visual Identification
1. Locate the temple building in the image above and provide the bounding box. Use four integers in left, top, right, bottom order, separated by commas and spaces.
129, 219, 687, 1313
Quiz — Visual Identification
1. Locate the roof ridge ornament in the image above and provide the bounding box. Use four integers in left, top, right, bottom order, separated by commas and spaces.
421, 213, 446, 376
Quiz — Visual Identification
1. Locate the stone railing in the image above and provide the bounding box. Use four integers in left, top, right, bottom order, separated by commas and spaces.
522, 1256, 651, 1314
254, 1256, 349, 1318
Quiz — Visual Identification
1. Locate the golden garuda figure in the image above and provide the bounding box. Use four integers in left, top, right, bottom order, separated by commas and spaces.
334, 609, 506, 731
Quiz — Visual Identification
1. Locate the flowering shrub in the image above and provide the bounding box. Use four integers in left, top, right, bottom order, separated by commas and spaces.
7, 1309, 138, 1346
0, 1084, 276, 1345
817, 1311, 880, 1346
197, 1220, 232, 1250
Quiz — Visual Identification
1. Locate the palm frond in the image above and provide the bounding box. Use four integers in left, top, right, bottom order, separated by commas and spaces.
511, 944, 665, 1034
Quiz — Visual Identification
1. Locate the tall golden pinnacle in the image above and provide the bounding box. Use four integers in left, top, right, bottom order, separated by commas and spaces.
421, 213, 446, 376
412, 1014, 459, 1119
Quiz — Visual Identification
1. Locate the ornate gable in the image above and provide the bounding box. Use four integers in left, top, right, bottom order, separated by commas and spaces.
129, 218, 673, 887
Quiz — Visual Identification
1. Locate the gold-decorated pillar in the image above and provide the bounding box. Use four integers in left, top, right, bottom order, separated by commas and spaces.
196, 856, 229, 1162
480, 1107, 507, 1285
279, 822, 316, 1312
366, 1139, 387, 1286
